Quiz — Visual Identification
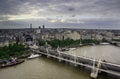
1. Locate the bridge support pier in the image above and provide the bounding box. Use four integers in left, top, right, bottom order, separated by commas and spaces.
74, 55, 77, 67
90, 59, 98, 79
47, 55, 50, 58
46, 48, 50, 58
59, 58, 62, 62
57, 46, 62, 62
90, 60, 102, 79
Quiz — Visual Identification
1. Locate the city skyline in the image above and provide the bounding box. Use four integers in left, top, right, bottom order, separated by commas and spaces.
0, 0, 120, 29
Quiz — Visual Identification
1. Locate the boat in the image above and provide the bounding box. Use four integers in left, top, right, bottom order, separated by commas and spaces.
69, 48, 76, 51
0, 59, 24, 68
60, 48, 69, 51
29, 44, 39, 49
27, 54, 40, 59
100, 42, 110, 45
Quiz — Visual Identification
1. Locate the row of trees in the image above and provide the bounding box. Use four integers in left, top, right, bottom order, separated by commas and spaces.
81, 39, 100, 44
38, 38, 101, 48
47, 39, 80, 48
0, 43, 26, 59
112, 39, 120, 42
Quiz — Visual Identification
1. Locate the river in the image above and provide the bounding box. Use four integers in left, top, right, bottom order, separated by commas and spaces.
68, 45, 120, 65
0, 45, 119, 79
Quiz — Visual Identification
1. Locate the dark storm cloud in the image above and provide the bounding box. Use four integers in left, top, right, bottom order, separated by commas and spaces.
0, 0, 120, 15
0, 0, 25, 15
0, 0, 120, 29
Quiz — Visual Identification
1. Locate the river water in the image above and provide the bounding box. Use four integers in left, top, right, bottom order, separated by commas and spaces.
68, 45, 120, 65
0, 45, 119, 79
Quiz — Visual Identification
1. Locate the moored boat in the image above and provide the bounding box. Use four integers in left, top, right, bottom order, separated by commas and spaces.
27, 54, 40, 59
69, 48, 76, 51
0, 59, 24, 68
100, 42, 110, 45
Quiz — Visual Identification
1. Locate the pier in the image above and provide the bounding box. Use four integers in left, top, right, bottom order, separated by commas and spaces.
32, 47, 120, 79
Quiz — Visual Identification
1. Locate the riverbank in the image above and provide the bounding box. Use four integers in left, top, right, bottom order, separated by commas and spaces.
38, 39, 101, 48
0, 43, 28, 59
0, 43, 31, 68
0, 59, 24, 68
38, 38, 120, 50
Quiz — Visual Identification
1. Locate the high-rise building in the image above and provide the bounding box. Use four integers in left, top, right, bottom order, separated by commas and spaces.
39, 26, 41, 29
43, 25, 45, 29
36, 26, 41, 34
30, 24, 32, 29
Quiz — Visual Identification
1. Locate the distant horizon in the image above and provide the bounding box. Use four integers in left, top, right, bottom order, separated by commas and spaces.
0, 0, 120, 29
0, 26, 120, 30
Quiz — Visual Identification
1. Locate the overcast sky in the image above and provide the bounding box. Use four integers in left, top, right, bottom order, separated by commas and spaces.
0, 0, 120, 29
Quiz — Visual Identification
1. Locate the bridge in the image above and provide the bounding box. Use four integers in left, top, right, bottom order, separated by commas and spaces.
31, 46, 120, 79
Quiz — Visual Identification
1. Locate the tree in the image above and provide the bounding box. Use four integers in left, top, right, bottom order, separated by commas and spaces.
0, 43, 26, 59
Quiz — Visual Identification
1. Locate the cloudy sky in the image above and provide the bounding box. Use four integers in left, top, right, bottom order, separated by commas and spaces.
0, 0, 120, 29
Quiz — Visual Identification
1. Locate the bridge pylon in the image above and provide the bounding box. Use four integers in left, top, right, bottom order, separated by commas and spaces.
46, 48, 50, 58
